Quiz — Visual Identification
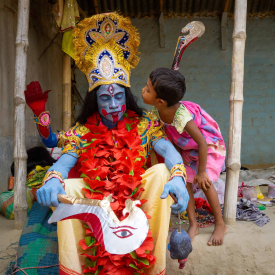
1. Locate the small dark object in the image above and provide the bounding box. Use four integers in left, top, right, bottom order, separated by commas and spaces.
169, 192, 193, 269
170, 228, 192, 260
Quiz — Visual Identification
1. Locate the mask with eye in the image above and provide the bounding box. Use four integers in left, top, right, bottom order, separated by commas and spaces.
97, 84, 126, 127
48, 194, 149, 255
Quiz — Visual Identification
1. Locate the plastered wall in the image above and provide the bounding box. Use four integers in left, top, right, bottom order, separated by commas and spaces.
0, 0, 63, 193
75, 16, 275, 167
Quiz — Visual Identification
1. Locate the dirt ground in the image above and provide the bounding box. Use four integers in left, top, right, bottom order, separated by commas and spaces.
167, 186, 275, 275
0, 187, 275, 275
0, 216, 21, 274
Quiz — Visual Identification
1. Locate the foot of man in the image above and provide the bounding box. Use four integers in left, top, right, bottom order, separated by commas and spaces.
207, 222, 227, 246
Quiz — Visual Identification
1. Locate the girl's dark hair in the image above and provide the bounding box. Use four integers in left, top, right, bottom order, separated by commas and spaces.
11, 146, 56, 176
76, 85, 143, 124
149, 67, 186, 107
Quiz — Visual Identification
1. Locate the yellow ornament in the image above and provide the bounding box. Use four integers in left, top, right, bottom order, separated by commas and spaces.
73, 13, 140, 91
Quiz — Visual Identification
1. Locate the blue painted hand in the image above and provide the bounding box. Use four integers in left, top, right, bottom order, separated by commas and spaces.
36, 178, 66, 207
160, 177, 189, 214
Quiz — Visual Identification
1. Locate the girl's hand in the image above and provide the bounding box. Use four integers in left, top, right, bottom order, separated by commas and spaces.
194, 172, 212, 191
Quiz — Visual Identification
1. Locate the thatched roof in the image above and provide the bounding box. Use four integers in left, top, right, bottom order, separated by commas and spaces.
77, 0, 275, 19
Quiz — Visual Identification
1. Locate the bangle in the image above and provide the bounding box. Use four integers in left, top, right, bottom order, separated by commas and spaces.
170, 163, 187, 176
170, 163, 187, 185
170, 171, 187, 186
33, 111, 50, 127
170, 171, 185, 179
42, 170, 65, 189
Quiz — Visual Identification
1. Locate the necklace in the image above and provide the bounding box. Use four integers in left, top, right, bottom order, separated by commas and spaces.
78, 111, 156, 274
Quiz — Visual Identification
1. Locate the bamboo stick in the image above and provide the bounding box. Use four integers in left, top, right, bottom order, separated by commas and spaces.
62, 53, 71, 130
13, 0, 30, 230
223, 0, 247, 225
224, 0, 230, 12
94, 0, 99, 14
160, 0, 164, 12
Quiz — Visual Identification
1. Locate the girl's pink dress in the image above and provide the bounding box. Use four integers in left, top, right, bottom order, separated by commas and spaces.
153, 101, 226, 184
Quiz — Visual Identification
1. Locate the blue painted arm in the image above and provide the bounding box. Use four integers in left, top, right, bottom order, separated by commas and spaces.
36, 153, 78, 207
153, 138, 183, 170
36, 124, 58, 148
153, 138, 189, 213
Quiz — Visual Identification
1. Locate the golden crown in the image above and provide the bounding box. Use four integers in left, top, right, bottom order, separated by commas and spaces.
73, 13, 140, 92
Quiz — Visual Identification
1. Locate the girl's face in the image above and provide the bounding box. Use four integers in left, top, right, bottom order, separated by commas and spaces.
142, 79, 158, 106
97, 84, 126, 125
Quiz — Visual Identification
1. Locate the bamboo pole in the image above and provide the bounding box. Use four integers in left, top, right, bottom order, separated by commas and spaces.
223, 0, 247, 225
62, 53, 71, 130
160, 0, 163, 12
94, 0, 99, 14
13, 0, 30, 229
224, 0, 230, 12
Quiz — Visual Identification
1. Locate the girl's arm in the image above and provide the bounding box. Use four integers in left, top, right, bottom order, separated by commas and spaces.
184, 120, 212, 191
172, 141, 190, 167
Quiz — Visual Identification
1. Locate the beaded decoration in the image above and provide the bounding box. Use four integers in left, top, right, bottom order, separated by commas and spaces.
33, 111, 51, 127
42, 170, 65, 189
73, 13, 140, 91
170, 171, 187, 186
56, 111, 167, 164
137, 111, 167, 160
171, 163, 186, 174
57, 123, 91, 156
170, 163, 187, 185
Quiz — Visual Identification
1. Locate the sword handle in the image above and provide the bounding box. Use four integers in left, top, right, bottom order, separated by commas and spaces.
57, 194, 76, 204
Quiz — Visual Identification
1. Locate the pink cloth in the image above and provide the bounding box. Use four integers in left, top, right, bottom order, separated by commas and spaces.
165, 101, 226, 184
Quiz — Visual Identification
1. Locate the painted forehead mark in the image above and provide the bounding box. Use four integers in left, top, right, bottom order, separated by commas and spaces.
107, 84, 115, 96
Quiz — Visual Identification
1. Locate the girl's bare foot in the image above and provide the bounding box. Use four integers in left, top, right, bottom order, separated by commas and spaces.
187, 224, 199, 243
207, 222, 227, 246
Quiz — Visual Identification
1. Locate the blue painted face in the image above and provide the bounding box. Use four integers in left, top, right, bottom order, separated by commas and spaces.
97, 84, 126, 128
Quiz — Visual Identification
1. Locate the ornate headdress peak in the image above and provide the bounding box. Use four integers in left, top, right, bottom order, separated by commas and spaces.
73, 13, 140, 91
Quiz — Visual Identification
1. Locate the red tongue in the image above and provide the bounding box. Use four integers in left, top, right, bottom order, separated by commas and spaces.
102, 104, 126, 124
112, 113, 119, 123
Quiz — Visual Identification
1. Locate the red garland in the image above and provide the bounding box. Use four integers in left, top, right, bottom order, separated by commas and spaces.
79, 111, 156, 274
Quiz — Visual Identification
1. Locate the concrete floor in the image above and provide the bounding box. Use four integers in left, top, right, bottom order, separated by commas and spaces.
0, 187, 274, 275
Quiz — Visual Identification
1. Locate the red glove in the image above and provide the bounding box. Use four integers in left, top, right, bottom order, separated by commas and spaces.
25, 81, 51, 139
24, 81, 51, 116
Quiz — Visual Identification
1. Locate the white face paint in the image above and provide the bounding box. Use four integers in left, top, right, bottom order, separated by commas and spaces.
48, 198, 149, 255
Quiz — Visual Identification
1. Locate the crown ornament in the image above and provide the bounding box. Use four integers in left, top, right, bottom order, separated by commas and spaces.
73, 13, 140, 91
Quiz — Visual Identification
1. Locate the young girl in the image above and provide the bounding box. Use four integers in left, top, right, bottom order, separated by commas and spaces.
142, 67, 227, 246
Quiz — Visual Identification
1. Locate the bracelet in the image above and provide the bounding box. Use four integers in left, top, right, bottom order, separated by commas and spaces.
170, 163, 187, 176
170, 163, 187, 185
42, 170, 65, 189
170, 171, 185, 179
33, 111, 50, 127
170, 171, 187, 186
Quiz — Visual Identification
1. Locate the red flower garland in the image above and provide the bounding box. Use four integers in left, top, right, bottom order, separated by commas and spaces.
79, 111, 156, 274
